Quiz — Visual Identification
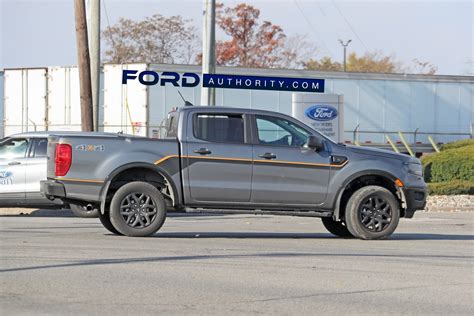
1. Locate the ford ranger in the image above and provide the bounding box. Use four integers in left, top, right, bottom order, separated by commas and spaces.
41, 106, 427, 239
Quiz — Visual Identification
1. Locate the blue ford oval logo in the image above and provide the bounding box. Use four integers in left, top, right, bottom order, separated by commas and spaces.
0, 171, 12, 179
305, 105, 338, 121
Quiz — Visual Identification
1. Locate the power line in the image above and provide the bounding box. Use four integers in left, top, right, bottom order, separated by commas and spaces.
102, 0, 117, 53
331, 0, 369, 52
293, 0, 335, 59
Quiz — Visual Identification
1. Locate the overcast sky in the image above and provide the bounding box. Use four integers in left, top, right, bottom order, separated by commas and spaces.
1, 0, 473, 75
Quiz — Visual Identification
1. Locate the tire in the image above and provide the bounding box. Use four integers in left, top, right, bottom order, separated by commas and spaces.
109, 181, 167, 237
321, 217, 353, 237
98, 210, 123, 235
345, 185, 400, 240
70, 203, 99, 218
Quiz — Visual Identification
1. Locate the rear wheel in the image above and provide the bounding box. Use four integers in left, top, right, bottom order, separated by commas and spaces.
321, 217, 353, 237
109, 181, 167, 237
98, 210, 123, 235
345, 185, 400, 240
70, 203, 99, 218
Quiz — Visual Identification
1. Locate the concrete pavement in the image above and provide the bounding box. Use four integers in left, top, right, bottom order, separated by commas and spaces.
0, 211, 473, 315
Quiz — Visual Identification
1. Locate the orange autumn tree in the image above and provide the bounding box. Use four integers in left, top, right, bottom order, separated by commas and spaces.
214, 3, 288, 68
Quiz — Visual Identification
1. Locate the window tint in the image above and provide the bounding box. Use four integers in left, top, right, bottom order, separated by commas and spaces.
33, 138, 48, 157
256, 116, 310, 147
195, 114, 244, 143
0, 138, 28, 159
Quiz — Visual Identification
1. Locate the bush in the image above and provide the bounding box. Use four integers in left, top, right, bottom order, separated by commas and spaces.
428, 180, 474, 195
422, 142, 474, 183
440, 139, 474, 151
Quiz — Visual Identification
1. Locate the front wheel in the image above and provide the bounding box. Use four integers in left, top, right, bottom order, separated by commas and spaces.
321, 217, 353, 237
344, 185, 400, 240
109, 182, 167, 237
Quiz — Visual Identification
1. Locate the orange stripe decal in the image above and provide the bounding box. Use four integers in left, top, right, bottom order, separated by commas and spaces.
56, 178, 104, 183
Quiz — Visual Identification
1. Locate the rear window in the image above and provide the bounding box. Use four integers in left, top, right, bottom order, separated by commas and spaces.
165, 113, 179, 138
194, 114, 244, 143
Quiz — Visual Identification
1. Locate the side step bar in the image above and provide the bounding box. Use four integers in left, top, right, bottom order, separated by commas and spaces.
185, 209, 333, 218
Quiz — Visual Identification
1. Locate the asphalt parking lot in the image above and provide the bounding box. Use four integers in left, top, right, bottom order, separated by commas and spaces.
1, 211, 473, 315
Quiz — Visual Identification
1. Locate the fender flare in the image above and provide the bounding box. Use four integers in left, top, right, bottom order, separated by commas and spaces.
332, 169, 401, 220
98, 162, 180, 214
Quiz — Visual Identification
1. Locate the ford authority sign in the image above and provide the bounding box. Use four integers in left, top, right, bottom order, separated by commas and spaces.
122, 70, 325, 93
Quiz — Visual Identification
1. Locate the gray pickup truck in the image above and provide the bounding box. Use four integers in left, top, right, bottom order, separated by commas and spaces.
41, 106, 427, 239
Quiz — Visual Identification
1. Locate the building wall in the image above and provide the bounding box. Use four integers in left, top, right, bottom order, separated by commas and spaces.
1, 64, 473, 144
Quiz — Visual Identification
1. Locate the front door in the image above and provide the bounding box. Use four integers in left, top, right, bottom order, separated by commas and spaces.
0, 137, 29, 200
251, 114, 331, 205
184, 112, 253, 203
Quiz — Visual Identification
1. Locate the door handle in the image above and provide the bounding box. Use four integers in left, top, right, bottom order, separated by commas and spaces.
8, 161, 21, 165
193, 148, 212, 155
258, 153, 277, 160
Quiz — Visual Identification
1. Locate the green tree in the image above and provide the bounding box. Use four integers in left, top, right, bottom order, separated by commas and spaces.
304, 51, 437, 74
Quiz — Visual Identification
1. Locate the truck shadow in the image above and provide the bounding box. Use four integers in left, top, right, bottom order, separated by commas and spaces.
152, 232, 474, 241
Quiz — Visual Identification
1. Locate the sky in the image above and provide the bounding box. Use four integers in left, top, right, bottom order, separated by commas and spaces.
0, 0, 473, 75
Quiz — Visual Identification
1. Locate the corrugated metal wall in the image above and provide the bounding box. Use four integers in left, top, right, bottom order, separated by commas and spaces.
1, 64, 473, 144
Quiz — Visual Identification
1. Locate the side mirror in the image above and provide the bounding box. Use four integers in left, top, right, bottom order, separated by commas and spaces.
304, 135, 324, 151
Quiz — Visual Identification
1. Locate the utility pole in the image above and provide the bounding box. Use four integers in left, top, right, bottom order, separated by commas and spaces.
201, 0, 216, 106
74, 0, 93, 131
87, 0, 100, 131
338, 39, 352, 72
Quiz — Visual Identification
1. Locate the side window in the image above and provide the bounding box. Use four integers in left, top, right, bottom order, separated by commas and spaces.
256, 116, 310, 147
32, 138, 48, 157
0, 138, 29, 159
194, 114, 245, 143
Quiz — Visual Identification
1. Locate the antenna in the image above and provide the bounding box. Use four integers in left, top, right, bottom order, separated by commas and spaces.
177, 90, 193, 106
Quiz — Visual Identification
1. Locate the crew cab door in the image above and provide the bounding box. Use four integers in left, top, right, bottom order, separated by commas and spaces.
0, 137, 29, 200
182, 112, 253, 203
250, 114, 330, 205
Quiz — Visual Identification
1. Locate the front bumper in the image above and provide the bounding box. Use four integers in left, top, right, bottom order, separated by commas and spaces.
402, 187, 427, 218
40, 180, 66, 198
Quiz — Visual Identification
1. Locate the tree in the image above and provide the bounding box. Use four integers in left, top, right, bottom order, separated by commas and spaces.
212, 3, 286, 68
411, 59, 437, 75
303, 57, 342, 72
102, 14, 198, 64
304, 51, 437, 75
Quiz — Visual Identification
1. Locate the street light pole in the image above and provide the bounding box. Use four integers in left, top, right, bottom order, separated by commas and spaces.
338, 39, 352, 72
87, 0, 100, 131
201, 0, 216, 106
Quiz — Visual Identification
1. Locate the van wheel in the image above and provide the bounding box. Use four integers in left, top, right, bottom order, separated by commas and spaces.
98, 210, 123, 235
345, 185, 400, 240
70, 203, 99, 218
109, 182, 167, 237
321, 217, 353, 237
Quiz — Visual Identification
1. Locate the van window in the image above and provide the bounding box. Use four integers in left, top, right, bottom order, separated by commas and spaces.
194, 114, 244, 143
0, 138, 28, 159
32, 138, 48, 157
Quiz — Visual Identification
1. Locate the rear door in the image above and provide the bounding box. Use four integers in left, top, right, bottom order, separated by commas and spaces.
182, 112, 253, 203
250, 114, 331, 205
0, 137, 29, 200
25, 138, 48, 196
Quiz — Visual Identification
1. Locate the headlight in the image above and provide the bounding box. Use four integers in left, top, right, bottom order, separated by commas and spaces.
407, 162, 423, 176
